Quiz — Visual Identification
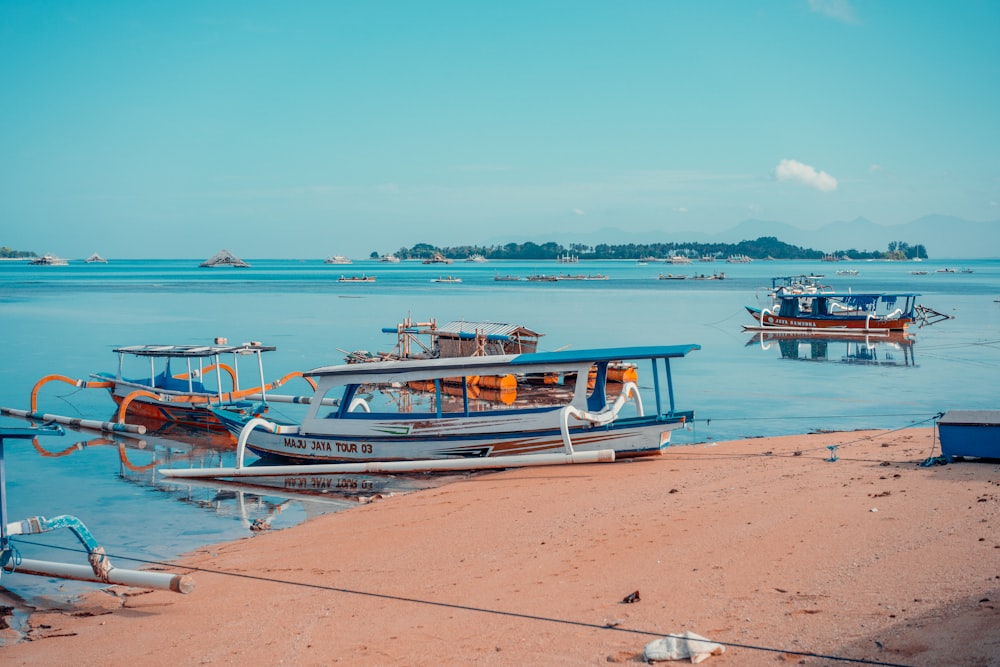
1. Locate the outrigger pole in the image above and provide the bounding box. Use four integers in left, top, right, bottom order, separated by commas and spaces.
1, 425, 193, 594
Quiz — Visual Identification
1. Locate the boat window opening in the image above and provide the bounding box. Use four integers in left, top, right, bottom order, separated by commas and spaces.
587, 363, 609, 412
434, 379, 442, 419
663, 357, 676, 414
650, 358, 663, 416
335, 384, 362, 418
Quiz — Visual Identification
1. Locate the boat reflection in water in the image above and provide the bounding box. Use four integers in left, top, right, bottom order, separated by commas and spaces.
745, 332, 917, 367
28, 417, 459, 535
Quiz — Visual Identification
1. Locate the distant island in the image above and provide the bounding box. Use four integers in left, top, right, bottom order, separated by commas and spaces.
372, 237, 929, 262
0, 246, 37, 259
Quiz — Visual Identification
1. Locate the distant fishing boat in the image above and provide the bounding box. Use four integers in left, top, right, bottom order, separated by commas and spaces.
339, 274, 376, 283
29, 254, 69, 266
324, 255, 352, 264
745, 277, 951, 334
85, 252, 108, 264
200, 249, 250, 268
430, 276, 462, 283
422, 252, 453, 265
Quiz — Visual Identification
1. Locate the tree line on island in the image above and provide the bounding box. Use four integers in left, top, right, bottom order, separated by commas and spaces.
371, 238, 929, 262
2, 237, 929, 262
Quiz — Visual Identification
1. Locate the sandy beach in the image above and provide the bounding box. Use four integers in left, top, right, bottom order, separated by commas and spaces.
2, 427, 998, 666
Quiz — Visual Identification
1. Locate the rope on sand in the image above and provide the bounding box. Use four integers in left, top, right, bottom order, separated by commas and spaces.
14, 539, 921, 667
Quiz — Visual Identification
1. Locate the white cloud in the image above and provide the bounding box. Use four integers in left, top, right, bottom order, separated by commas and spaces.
572, 208, 586, 216
808, 0, 859, 24
775, 159, 838, 192
869, 164, 882, 173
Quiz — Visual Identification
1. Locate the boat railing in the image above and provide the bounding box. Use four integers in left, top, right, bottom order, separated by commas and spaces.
759, 306, 776, 326
348, 396, 371, 412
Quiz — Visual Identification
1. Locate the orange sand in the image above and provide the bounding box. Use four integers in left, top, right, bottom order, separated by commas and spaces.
2, 428, 999, 666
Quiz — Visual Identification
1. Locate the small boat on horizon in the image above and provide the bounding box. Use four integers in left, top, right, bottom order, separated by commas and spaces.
422, 252, 453, 265
200, 249, 250, 268
85, 252, 108, 264
324, 255, 352, 264
29, 254, 69, 266
339, 274, 376, 283
430, 276, 462, 283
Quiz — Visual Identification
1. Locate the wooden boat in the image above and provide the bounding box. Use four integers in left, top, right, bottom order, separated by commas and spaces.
691, 272, 726, 280
27, 342, 314, 432
658, 273, 687, 280
210, 345, 698, 464
746, 291, 923, 333
338, 274, 376, 283
346, 316, 543, 363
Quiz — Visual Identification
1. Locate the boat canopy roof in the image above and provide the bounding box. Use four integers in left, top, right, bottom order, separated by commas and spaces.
307, 344, 700, 383
112, 343, 277, 358
775, 292, 920, 299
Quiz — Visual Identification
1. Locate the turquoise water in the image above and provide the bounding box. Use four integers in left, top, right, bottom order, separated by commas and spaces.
1, 257, 998, 604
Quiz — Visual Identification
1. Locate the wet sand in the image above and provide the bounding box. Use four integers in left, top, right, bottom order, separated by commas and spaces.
2, 428, 999, 666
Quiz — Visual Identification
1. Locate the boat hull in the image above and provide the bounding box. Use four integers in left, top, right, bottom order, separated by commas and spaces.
745, 307, 912, 332
215, 409, 690, 463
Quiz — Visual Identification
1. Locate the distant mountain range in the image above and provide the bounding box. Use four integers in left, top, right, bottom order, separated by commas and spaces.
502, 215, 999, 259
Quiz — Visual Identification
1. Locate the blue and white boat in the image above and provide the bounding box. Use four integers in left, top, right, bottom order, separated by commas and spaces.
209, 345, 698, 465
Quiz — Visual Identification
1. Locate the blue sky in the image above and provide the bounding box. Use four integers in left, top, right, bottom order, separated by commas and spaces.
2, 1, 998, 259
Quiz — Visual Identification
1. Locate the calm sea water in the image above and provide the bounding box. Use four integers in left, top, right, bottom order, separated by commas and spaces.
1, 257, 998, 604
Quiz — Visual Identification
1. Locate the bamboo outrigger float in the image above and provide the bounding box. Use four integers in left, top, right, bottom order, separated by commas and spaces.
0, 425, 193, 594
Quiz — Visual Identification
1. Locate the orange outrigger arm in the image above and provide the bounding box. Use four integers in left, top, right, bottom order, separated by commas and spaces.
30, 375, 114, 413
